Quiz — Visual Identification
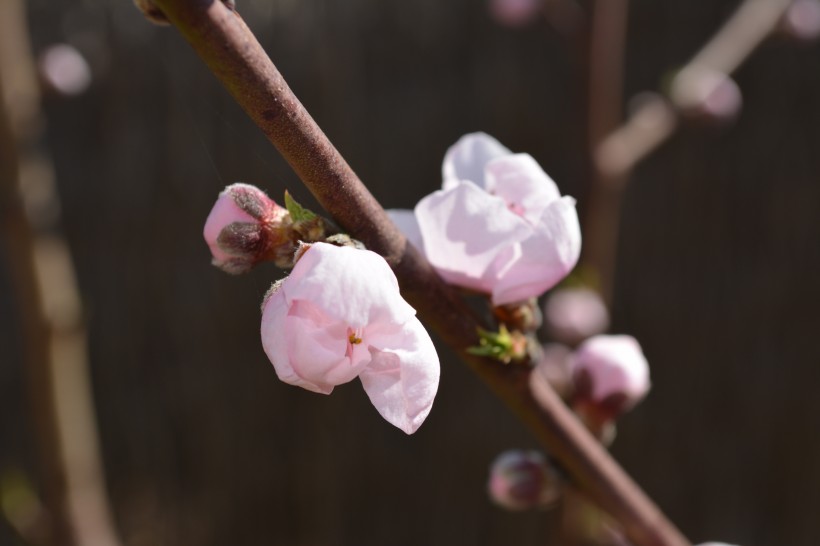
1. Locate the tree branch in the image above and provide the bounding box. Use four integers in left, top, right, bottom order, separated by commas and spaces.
149, 1, 690, 544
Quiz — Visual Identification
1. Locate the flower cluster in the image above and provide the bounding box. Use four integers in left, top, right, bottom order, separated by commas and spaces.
204, 186, 441, 434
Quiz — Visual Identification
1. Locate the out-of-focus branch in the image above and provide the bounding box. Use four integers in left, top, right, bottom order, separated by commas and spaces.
148, 2, 690, 545
0, 1, 122, 545
596, 0, 792, 181
581, 0, 631, 305
584, 0, 790, 305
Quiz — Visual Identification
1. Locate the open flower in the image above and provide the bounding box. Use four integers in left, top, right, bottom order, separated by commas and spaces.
260, 242, 440, 434
389, 133, 581, 306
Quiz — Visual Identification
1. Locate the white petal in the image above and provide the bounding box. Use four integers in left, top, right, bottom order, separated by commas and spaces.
414, 181, 531, 293
386, 209, 424, 251
359, 318, 440, 434
284, 243, 416, 328
484, 154, 561, 222
442, 132, 512, 189
491, 196, 581, 305
260, 288, 332, 394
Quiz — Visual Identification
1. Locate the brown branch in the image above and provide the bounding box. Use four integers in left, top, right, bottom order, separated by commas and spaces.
149, 1, 690, 545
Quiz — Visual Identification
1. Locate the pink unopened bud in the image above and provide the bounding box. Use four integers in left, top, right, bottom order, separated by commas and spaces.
490, 0, 543, 27
203, 183, 292, 273
543, 287, 609, 345
570, 335, 650, 422
781, 0, 820, 41
38, 44, 92, 97
671, 67, 742, 124
488, 450, 561, 511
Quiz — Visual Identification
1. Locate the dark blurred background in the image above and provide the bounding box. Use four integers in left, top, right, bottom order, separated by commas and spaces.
2, 0, 820, 545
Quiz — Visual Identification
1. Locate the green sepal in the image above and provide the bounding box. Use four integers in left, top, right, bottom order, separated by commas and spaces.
467, 325, 517, 364
284, 191, 317, 223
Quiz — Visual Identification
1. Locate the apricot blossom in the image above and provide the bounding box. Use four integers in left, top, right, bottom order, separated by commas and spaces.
260, 243, 440, 434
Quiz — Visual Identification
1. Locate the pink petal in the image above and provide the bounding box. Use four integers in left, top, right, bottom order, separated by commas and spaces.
386, 209, 424, 251
284, 243, 415, 328
414, 181, 531, 293
359, 318, 440, 434
260, 287, 332, 394
203, 191, 257, 264
571, 335, 650, 404
491, 196, 581, 305
442, 132, 512, 190
285, 300, 371, 388
484, 154, 561, 222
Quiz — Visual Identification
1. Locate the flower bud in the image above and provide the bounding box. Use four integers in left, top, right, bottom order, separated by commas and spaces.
671, 67, 742, 125
203, 183, 294, 273
543, 287, 609, 345
781, 0, 820, 42
489, 0, 542, 27
487, 450, 561, 511
569, 335, 650, 425
38, 44, 92, 97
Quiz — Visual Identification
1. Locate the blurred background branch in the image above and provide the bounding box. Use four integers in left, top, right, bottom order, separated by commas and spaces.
0, 0, 121, 544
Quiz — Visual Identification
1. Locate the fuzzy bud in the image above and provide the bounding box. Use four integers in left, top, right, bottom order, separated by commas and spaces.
543, 287, 609, 345
203, 183, 295, 273
488, 450, 561, 511
570, 335, 650, 426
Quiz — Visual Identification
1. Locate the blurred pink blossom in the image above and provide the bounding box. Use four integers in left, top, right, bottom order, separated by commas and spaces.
389, 133, 581, 306
487, 450, 561, 510
260, 243, 440, 434
570, 335, 650, 419
489, 0, 542, 27
38, 44, 92, 97
671, 67, 742, 124
203, 183, 291, 273
543, 287, 609, 345
782, 0, 820, 41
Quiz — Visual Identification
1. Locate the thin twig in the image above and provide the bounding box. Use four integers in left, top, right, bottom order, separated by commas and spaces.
149, 2, 691, 545
581, 0, 631, 305
596, 0, 792, 180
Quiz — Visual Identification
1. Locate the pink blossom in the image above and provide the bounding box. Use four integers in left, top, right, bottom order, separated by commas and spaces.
389, 133, 580, 306
489, 0, 543, 27
570, 335, 650, 417
260, 242, 440, 434
487, 450, 560, 510
203, 183, 291, 273
543, 287, 609, 345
